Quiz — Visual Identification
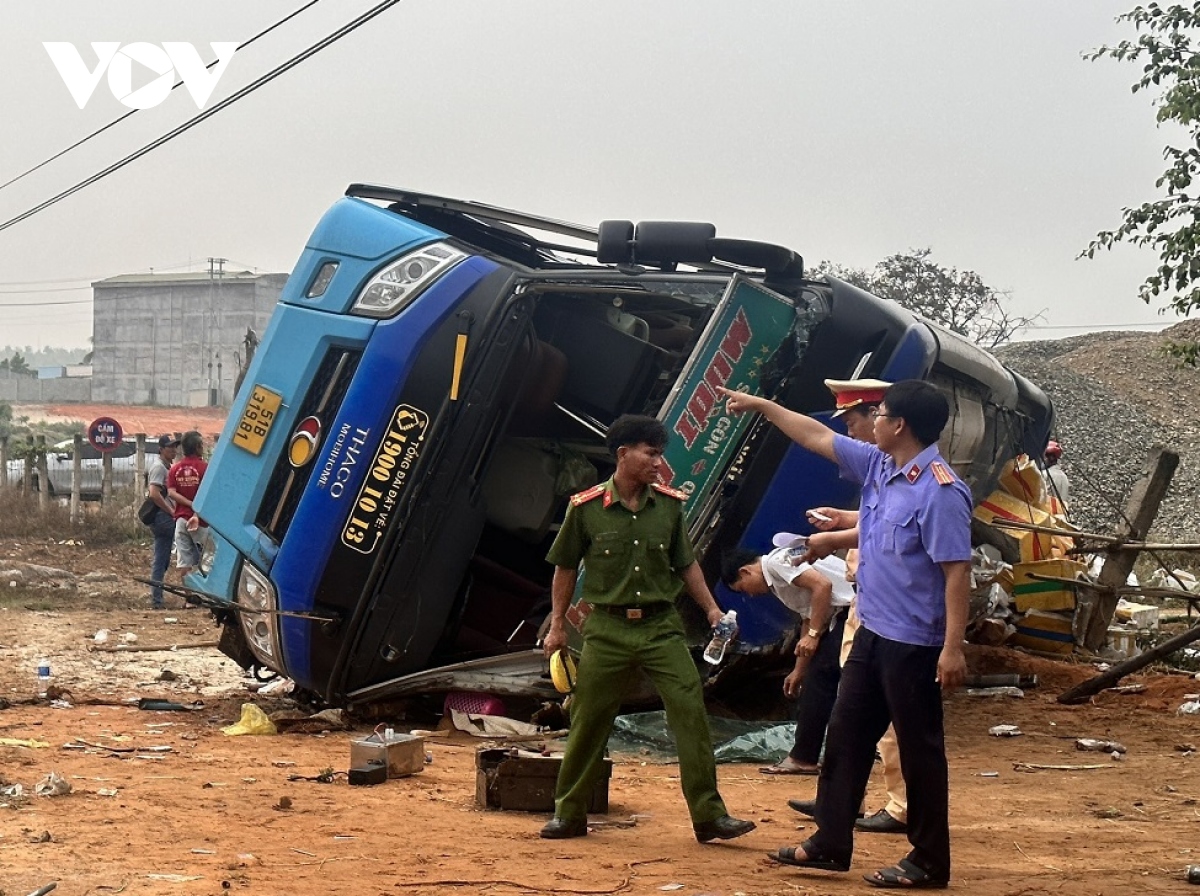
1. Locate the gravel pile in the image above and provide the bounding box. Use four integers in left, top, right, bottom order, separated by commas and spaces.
995, 320, 1200, 543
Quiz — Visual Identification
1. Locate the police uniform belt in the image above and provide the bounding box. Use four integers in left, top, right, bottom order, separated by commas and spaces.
595, 603, 674, 620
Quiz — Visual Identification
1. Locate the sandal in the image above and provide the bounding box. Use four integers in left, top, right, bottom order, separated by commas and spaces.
864, 858, 948, 889
767, 842, 850, 872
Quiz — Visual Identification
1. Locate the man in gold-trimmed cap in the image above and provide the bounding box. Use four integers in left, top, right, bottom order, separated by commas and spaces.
826, 378, 892, 416
825, 378, 892, 444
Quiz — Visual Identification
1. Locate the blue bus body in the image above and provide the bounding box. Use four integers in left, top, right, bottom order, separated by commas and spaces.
191, 186, 1052, 706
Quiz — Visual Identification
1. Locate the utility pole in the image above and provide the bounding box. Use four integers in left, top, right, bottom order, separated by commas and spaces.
207, 257, 226, 406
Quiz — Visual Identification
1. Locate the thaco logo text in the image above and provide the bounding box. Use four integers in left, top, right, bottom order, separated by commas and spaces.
43, 42, 238, 110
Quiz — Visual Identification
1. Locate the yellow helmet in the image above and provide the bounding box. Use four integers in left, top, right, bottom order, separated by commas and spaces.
550, 649, 577, 694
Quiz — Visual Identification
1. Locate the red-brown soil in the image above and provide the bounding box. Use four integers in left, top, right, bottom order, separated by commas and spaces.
3, 537, 1200, 895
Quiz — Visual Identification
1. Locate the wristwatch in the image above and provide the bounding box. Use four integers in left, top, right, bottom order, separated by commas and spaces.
807, 627, 821, 639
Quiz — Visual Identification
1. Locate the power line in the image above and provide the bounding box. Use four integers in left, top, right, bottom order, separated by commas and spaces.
0, 0, 324, 196
0, 285, 93, 295
0, 0, 407, 235
0, 298, 92, 307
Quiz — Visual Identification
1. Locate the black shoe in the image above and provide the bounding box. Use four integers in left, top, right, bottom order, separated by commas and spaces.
787, 798, 864, 820
694, 814, 756, 843
854, 808, 908, 834
540, 816, 588, 839
787, 798, 816, 817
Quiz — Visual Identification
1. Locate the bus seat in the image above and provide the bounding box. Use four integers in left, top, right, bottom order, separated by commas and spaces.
481, 438, 563, 542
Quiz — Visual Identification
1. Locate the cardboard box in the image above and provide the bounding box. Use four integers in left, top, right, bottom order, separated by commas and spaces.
998, 455, 1046, 507
1011, 559, 1086, 612
973, 491, 1054, 562
1115, 601, 1160, 630
475, 747, 611, 812
349, 731, 425, 779
1012, 609, 1075, 655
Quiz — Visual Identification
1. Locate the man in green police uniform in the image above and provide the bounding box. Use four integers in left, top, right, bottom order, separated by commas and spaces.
539, 414, 756, 843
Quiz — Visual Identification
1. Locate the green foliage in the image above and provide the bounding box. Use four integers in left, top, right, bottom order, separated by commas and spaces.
1085, 3, 1200, 360
1163, 339, 1200, 366
813, 249, 1042, 348
0, 351, 35, 376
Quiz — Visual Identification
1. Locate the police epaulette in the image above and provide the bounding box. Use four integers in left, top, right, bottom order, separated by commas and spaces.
930, 461, 955, 486
570, 484, 607, 506
651, 482, 688, 501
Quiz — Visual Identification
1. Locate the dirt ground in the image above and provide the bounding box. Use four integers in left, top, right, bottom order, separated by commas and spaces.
4, 538, 1200, 895
13, 403, 228, 441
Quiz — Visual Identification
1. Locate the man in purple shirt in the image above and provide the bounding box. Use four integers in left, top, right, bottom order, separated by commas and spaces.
720, 380, 971, 889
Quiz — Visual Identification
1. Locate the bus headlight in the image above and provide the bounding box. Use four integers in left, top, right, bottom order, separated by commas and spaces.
351, 242, 466, 318
236, 562, 279, 661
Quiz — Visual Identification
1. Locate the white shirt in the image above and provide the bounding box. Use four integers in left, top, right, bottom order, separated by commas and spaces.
760, 547, 855, 622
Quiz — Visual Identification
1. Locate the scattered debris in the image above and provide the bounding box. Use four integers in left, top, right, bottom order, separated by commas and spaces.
1013, 762, 1113, 772
274, 796, 293, 811
965, 687, 1024, 698
222, 704, 277, 736
270, 707, 348, 733
989, 725, 1023, 737
34, 772, 72, 796
287, 768, 339, 784
1076, 738, 1127, 754
1104, 684, 1147, 695
138, 698, 201, 712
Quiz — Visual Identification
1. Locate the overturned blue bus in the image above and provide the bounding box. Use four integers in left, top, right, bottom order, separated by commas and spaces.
188, 185, 1052, 707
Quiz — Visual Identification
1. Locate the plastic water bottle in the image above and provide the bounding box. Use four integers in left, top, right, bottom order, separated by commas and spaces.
703, 610, 738, 665
36, 657, 51, 697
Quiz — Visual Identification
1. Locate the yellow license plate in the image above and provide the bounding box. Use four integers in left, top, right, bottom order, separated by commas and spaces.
232, 385, 283, 455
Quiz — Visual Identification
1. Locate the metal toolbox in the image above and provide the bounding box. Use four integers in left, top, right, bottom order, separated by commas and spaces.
349, 731, 425, 778
475, 747, 610, 812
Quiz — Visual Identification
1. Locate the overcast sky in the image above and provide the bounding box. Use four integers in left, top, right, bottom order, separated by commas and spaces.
0, 0, 1183, 351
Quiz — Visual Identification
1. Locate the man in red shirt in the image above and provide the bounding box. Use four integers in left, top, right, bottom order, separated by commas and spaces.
167, 430, 208, 576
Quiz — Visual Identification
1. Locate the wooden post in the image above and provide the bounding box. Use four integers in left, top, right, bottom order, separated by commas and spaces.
0, 435, 7, 490
71, 433, 83, 523
1080, 445, 1179, 652
1060, 622, 1200, 704
21, 440, 32, 493
101, 451, 113, 502
135, 433, 147, 494
35, 435, 49, 511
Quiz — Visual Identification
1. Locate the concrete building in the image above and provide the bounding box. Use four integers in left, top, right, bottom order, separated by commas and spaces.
92, 269, 287, 406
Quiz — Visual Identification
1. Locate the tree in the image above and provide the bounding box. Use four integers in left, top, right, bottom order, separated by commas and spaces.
0, 352, 34, 376
1084, 2, 1200, 364
814, 249, 1042, 349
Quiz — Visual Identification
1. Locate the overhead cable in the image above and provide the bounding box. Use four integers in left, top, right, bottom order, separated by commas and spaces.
0, 0, 324, 196
0, 0, 406, 235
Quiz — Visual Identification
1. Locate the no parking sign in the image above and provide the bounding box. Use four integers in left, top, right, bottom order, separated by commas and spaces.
87, 416, 123, 452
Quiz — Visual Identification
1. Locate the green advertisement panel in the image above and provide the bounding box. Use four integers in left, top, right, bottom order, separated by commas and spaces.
658, 275, 795, 521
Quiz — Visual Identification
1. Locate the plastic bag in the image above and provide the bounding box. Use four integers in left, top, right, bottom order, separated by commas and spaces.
35, 771, 72, 796
607, 710, 795, 763
222, 703, 278, 736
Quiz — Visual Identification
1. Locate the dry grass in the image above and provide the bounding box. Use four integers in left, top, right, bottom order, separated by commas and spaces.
0, 486, 144, 544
